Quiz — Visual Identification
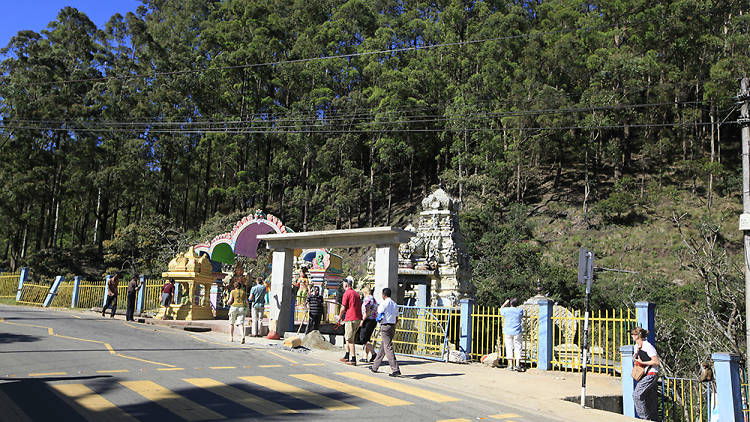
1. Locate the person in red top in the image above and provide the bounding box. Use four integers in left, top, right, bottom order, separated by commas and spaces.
101, 272, 121, 318
337, 276, 362, 365
160, 279, 175, 320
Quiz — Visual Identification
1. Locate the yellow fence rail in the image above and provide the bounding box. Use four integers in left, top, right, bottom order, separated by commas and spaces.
143, 280, 164, 311
660, 377, 711, 422
372, 306, 454, 361
468, 305, 539, 365
17, 283, 51, 306
0, 271, 20, 298
49, 281, 74, 308
76, 280, 105, 309
550, 308, 635, 374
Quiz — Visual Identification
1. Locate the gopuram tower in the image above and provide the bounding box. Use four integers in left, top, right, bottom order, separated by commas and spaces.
397, 188, 471, 306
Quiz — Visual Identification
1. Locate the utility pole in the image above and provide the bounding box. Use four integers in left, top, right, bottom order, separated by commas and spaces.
738, 77, 750, 381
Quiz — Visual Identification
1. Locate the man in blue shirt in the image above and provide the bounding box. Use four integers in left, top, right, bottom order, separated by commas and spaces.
500, 297, 524, 372
249, 277, 267, 337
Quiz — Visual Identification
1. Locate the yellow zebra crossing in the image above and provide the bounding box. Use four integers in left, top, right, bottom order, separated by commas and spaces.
45, 372, 507, 421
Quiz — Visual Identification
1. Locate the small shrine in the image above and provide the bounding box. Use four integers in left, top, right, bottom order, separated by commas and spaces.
396, 188, 471, 306
296, 249, 343, 321
158, 247, 216, 320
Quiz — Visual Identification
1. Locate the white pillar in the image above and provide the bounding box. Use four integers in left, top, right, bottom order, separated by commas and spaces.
269, 248, 294, 337
374, 244, 399, 304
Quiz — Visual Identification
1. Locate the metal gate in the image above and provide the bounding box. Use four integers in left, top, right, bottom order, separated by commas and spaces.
373, 306, 453, 361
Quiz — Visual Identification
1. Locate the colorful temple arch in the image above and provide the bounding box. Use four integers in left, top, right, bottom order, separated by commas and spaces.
194, 210, 293, 264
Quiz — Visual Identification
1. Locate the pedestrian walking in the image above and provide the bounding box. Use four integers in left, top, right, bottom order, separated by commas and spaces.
125, 275, 141, 321
500, 297, 524, 371
160, 279, 175, 320
337, 276, 362, 365
359, 287, 377, 362
227, 280, 248, 343
249, 277, 267, 337
370, 287, 401, 377
102, 272, 121, 318
632, 327, 660, 420
305, 285, 324, 333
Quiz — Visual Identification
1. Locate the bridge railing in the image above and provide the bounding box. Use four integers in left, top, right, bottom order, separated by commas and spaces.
75, 280, 106, 309
659, 376, 711, 422
0, 270, 21, 298
551, 308, 636, 374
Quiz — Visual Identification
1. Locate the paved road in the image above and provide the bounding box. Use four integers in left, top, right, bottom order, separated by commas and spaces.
0, 305, 553, 421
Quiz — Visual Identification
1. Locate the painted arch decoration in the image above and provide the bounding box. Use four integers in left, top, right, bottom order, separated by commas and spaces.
194, 210, 293, 265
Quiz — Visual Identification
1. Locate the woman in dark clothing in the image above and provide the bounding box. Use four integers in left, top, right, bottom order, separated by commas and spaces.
305, 286, 325, 333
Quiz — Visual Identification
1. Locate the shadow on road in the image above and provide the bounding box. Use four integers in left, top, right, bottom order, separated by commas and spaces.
0, 333, 42, 344
404, 373, 464, 380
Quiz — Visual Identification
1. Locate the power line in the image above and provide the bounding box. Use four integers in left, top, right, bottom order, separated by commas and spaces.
0, 120, 727, 135
2, 100, 706, 128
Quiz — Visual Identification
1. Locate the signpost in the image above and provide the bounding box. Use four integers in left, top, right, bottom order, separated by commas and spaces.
578, 247, 594, 407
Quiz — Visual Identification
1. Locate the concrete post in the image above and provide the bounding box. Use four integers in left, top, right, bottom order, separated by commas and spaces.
71, 276, 81, 308
416, 284, 429, 307
102, 275, 110, 307
16, 267, 28, 301
136, 275, 146, 314
537, 299, 554, 370
459, 298, 474, 355
267, 248, 293, 339
43, 276, 64, 307
374, 244, 399, 304
635, 302, 656, 344
620, 345, 636, 418
712, 352, 743, 422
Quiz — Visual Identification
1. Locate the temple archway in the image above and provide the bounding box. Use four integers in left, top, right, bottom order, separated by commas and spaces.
194, 210, 293, 264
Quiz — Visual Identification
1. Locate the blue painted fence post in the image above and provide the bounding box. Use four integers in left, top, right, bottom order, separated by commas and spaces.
102, 275, 110, 307
537, 299, 554, 370
43, 275, 64, 307
620, 345, 636, 418
459, 298, 473, 355
71, 276, 81, 308
136, 275, 146, 314
635, 302, 656, 344
712, 352, 743, 422
16, 267, 28, 301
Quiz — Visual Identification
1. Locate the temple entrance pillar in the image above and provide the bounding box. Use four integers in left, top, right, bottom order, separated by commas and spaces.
374, 244, 399, 304
266, 248, 294, 339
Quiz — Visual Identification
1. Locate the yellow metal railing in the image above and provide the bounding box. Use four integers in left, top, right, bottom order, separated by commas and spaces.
550, 308, 635, 374
0, 271, 20, 298
49, 281, 74, 308
469, 305, 539, 365
660, 377, 710, 422
143, 280, 164, 311
76, 280, 106, 309
17, 283, 51, 306
373, 306, 455, 361
114, 284, 128, 310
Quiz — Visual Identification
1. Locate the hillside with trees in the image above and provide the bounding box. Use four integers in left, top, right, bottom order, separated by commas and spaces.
0, 0, 748, 375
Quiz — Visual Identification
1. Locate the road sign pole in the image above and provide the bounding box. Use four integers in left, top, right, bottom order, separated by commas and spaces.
581, 278, 591, 407
578, 247, 594, 408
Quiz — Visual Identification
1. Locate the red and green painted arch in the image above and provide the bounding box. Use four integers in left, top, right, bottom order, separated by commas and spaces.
194, 209, 293, 265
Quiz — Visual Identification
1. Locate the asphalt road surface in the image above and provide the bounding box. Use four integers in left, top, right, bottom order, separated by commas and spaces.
0, 305, 553, 421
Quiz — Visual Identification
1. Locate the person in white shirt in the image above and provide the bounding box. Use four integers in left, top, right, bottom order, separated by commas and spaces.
632, 327, 659, 420
369, 287, 401, 377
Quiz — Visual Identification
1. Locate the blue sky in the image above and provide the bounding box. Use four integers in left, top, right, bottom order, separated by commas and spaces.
0, 0, 141, 49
